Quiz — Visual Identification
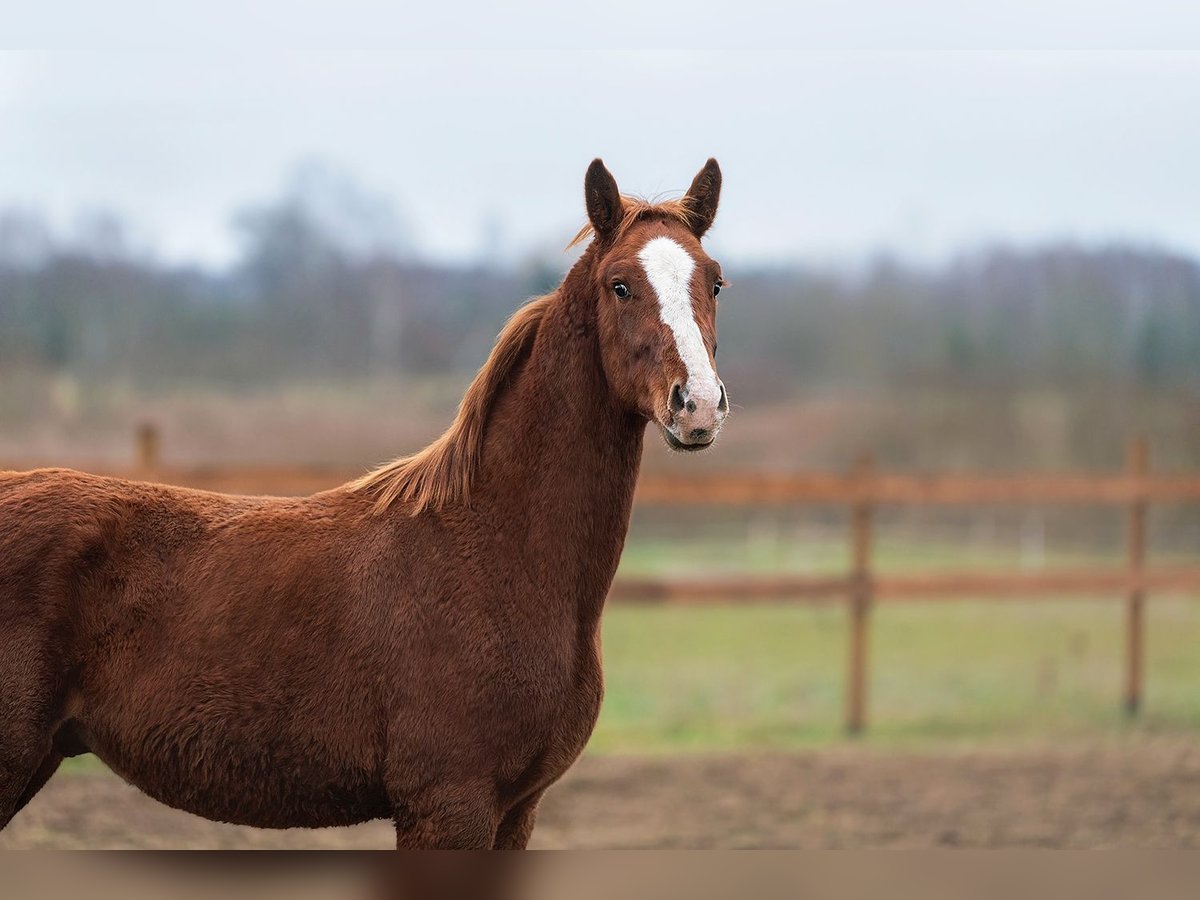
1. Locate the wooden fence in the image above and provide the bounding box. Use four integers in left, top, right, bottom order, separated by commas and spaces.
10, 427, 1200, 734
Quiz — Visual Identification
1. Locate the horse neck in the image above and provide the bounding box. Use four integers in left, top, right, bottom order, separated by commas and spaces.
471, 263, 645, 621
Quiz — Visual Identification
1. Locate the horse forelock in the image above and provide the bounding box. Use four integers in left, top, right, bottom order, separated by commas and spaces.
565, 194, 696, 251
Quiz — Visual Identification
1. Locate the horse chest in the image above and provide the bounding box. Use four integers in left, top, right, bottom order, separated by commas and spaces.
492, 644, 605, 796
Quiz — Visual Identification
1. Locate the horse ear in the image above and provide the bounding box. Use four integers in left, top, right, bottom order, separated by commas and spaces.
585, 158, 622, 241
684, 158, 722, 237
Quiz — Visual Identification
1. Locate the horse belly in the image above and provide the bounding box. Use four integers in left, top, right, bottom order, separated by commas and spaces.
77, 664, 391, 830
85, 722, 391, 829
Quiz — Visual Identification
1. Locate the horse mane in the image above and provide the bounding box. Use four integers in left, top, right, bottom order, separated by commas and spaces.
353, 195, 689, 516
565, 194, 696, 250
349, 294, 553, 515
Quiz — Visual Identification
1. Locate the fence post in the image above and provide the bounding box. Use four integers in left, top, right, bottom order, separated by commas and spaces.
846, 452, 875, 735
135, 422, 161, 473
1125, 436, 1148, 717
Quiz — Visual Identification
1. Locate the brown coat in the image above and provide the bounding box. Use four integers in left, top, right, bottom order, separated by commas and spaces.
0, 159, 725, 848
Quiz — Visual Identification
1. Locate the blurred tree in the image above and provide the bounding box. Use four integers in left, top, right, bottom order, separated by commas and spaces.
2, 183, 1199, 469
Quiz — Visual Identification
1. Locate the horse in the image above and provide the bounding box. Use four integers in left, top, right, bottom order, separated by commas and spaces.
0, 158, 728, 848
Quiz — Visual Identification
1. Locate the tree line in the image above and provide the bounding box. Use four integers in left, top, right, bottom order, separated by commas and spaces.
1, 173, 1197, 397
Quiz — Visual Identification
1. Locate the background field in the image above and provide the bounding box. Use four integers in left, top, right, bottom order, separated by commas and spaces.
5, 48, 1200, 848
595, 597, 1200, 751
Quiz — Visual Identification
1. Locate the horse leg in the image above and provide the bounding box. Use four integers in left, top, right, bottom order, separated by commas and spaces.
8, 751, 63, 821
0, 707, 59, 830
391, 782, 500, 849
492, 793, 542, 849
0, 641, 64, 829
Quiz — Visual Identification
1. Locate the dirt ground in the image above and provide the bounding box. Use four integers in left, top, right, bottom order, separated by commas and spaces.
3, 741, 1199, 849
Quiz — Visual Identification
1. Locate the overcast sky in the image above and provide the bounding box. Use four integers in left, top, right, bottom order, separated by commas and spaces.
3, 44, 1200, 266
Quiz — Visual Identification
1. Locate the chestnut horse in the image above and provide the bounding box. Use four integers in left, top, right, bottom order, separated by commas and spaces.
0, 159, 728, 848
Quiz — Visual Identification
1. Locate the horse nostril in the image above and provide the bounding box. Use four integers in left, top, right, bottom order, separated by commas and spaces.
686, 399, 697, 413
669, 382, 687, 415
717, 383, 729, 414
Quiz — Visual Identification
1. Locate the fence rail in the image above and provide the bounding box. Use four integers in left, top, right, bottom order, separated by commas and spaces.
6, 428, 1200, 733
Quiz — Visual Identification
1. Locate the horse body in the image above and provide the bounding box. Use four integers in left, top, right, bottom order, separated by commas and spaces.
0, 159, 725, 847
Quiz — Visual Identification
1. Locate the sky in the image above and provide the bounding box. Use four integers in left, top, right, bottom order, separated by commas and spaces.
3, 43, 1200, 267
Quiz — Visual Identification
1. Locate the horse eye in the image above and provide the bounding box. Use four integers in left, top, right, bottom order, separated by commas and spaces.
613, 282, 630, 299
713, 282, 722, 297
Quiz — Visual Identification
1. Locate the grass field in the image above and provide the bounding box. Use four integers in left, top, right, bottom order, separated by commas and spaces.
590, 531, 1200, 751
593, 599, 1200, 751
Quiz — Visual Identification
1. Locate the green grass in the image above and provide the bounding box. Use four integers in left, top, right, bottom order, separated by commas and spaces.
592, 531, 1200, 752
591, 598, 1200, 752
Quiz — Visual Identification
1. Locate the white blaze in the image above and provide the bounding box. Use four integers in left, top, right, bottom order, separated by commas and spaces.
637, 236, 721, 407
